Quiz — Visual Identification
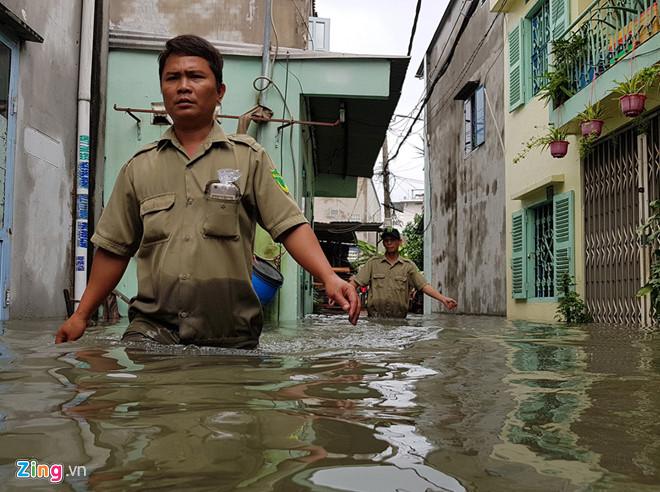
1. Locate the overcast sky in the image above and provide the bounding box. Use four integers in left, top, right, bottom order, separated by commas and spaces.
315, 0, 449, 201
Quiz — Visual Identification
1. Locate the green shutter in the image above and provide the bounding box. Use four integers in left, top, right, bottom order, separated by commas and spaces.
508, 23, 524, 112
512, 209, 527, 299
553, 191, 575, 293
550, 0, 569, 40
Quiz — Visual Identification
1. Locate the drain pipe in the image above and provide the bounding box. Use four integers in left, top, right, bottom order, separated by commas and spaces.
259, 0, 272, 104
74, 0, 95, 307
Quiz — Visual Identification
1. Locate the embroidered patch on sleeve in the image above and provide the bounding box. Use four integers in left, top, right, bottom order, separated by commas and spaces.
271, 169, 289, 194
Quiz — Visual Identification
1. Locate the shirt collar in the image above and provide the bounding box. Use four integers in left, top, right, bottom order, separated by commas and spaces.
380, 254, 403, 265
157, 121, 230, 150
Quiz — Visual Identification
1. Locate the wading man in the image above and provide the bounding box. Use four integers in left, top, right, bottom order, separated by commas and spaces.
56, 34, 359, 348
350, 228, 457, 318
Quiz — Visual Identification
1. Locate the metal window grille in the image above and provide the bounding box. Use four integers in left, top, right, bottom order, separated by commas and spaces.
534, 202, 555, 298
530, 1, 550, 96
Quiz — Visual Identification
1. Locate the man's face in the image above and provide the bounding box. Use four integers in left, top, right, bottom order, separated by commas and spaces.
160, 54, 226, 126
383, 237, 401, 253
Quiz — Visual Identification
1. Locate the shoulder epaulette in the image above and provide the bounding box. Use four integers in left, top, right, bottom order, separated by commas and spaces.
228, 133, 262, 152
130, 141, 159, 159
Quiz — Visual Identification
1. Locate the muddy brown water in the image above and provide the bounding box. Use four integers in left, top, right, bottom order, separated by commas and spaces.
0, 315, 659, 491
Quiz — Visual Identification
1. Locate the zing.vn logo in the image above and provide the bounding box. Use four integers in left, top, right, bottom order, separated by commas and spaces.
15, 460, 87, 484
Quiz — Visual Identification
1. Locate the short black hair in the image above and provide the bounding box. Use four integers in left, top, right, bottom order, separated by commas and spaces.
381, 228, 401, 240
158, 34, 224, 88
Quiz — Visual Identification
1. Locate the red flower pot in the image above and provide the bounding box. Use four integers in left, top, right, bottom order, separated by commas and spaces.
580, 119, 604, 137
619, 94, 646, 117
550, 140, 569, 158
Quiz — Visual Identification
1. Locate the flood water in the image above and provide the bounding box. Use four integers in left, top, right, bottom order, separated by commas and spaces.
1, 314, 659, 491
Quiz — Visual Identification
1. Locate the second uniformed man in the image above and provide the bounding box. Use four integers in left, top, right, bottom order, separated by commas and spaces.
56, 34, 359, 347
350, 228, 457, 318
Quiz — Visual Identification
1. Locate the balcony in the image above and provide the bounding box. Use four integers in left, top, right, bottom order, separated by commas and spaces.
550, 0, 660, 127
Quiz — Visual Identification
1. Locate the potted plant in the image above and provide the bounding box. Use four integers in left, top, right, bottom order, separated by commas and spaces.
513, 125, 570, 163
577, 102, 605, 137
612, 65, 660, 117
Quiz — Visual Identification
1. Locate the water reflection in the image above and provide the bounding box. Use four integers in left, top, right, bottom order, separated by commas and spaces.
0, 317, 659, 490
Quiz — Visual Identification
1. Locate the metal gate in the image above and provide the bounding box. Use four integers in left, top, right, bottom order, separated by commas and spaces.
584, 110, 659, 325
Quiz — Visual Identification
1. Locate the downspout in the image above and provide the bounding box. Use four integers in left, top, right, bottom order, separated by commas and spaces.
74, 0, 95, 307
255, 0, 272, 143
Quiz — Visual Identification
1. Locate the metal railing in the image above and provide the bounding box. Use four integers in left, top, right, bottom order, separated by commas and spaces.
557, 0, 659, 94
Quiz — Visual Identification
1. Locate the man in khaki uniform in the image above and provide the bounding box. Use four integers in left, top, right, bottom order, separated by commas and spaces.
56, 34, 359, 347
351, 228, 457, 318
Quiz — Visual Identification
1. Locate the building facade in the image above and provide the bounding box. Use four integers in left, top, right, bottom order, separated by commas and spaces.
497, 0, 659, 323
421, 0, 507, 315
0, 1, 83, 319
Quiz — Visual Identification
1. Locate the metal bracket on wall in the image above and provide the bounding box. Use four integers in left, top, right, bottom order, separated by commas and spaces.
113, 104, 342, 128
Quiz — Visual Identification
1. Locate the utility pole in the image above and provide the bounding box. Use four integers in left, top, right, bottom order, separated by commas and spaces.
382, 138, 392, 227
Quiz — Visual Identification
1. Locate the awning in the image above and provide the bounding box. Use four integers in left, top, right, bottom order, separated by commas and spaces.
308, 57, 408, 179
314, 221, 383, 244
0, 4, 43, 42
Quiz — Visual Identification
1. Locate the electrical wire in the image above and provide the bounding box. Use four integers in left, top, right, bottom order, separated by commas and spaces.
408, 0, 423, 57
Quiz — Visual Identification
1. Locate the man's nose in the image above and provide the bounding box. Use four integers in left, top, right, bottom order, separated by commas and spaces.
177, 76, 192, 92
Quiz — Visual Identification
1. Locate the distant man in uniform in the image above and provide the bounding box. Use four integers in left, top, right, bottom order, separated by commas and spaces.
56, 34, 359, 347
350, 228, 457, 318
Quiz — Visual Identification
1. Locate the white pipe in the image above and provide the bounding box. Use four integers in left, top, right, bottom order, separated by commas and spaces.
74, 0, 95, 305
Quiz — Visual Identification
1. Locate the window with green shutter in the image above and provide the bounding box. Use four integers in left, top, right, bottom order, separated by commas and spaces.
508, 23, 524, 112
510, 190, 575, 300
553, 191, 574, 291
511, 209, 527, 298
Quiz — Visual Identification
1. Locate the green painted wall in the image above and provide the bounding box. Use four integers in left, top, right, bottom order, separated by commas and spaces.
104, 49, 391, 321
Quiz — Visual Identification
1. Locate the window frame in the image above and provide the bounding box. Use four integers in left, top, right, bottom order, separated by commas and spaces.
463, 85, 486, 156
510, 191, 575, 301
308, 17, 331, 51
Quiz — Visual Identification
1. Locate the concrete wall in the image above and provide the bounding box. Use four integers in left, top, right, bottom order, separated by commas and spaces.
2, 1, 82, 317
424, 0, 506, 315
109, 0, 312, 49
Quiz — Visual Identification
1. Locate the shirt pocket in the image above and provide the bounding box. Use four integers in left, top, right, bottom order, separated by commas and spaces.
373, 273, 386, 288
394, 275, 408, 291
202, 197, 240, 240
139, 193, 176, 246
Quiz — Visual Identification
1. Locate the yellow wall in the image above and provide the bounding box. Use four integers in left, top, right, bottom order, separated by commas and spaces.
503, 0, 585, 322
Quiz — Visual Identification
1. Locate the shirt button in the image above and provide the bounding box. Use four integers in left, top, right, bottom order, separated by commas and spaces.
184, 235, 191, 242
179, 311, 189, 319
179, 273, 190, 280
187, 198, 193, 206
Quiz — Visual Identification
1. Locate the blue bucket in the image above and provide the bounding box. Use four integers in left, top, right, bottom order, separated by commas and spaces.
251, 257, 284, 305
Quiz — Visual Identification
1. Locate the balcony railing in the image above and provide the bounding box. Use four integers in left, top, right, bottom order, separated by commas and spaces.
557, 0, 660, 94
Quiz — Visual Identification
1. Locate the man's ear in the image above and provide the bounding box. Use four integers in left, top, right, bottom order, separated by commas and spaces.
217, 83, 227, 103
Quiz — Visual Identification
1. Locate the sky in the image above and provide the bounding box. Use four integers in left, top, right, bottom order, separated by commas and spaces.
315, 0, 449, 202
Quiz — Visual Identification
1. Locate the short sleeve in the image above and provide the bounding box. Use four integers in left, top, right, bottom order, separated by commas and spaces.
352, 260, 373, 287
252, 147, 307, 241
91, 163, 142, 256
409, 264, 429, 291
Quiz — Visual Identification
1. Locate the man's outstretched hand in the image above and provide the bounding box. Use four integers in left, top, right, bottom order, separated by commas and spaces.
324, 275, 360, 325
55, 313, 88, 343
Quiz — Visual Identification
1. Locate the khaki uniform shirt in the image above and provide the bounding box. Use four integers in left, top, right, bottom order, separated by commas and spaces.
353, 255, 429, 318
91, 123, 307, 348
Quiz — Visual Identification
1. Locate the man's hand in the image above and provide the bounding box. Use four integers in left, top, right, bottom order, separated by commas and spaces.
440, 295, 458, 311
55, 312, 89, 343
324, 275, 360, 325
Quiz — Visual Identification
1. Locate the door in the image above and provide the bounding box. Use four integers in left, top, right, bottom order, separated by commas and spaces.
583, 109, 659, 325
0, 33, 18, 320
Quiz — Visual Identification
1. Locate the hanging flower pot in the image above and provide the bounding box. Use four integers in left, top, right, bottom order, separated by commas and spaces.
619, 93, 646, 117
580, 119, 604, 137
549, 140, 569, 158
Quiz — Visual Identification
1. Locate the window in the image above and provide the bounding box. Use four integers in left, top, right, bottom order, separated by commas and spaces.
308, 17, 330, 51
530, 0, 551, 96
464, 86, 486, 155
511, 191, 574, 300
508, 0, 570, 111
